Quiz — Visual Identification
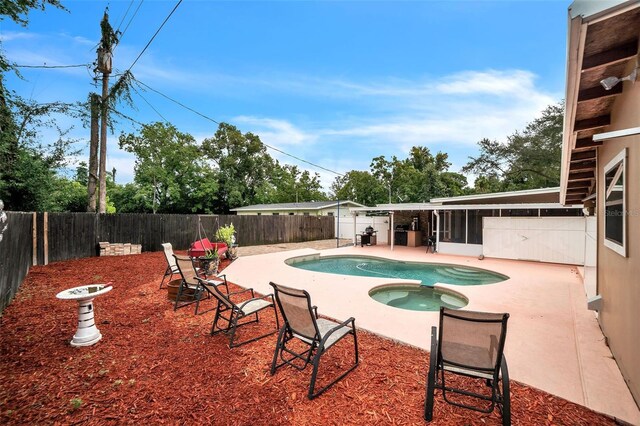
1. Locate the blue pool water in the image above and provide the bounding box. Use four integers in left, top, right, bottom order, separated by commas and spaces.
287, 256, 508, 286
369, 285, 468, 311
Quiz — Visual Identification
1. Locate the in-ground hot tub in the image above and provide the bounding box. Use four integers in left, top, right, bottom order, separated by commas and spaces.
369, 284, 468, 312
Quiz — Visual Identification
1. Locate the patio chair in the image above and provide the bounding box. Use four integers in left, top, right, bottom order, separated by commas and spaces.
172, 255, 211, 315
269, 282, 359, 399
160, 243, 179, 289
424, 307, 510, 425
195, 276, 279, 348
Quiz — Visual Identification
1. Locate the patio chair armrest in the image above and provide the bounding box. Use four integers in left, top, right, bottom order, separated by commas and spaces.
319, 317, 356, 348
236, 293, 275, 311
312, 306, 319, 319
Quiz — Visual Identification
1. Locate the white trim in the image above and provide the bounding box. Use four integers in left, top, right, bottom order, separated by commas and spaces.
430, 187, 560, 204
350, 203, 583, 212
593, 127, 640, 142
603, 149, 627, 257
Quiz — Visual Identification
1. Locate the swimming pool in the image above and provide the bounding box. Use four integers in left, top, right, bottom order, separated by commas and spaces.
369, 284, 468, 311
287, 255, 508, 286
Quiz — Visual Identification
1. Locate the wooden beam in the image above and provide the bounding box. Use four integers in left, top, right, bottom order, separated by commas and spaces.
581, 40, 638, 71
570, 150, 597, 162
577, 83, 623, 103
567, 187, 587, 194
568, 171, 595, 181
569, 160, 596, 172
574, 115, 611, 132
574, 137, 603, 150
568, 180, 591, 189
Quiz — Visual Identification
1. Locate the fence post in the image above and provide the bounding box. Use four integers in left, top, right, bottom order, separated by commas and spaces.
32, 212, 37, 266
44, 212, 49, 265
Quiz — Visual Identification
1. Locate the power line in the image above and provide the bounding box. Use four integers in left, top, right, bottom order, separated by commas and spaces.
133, 78, 344, 177
125, 0, 181, 73
16, 63, 90, 69
131, 85, 168, 122
115, 0, 135, 33
118, 0, 144, 45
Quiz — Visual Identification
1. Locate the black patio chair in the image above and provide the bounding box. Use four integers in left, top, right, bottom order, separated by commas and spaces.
195, 276, 279, 348
160, 243, 179, 289
425, 307, 510, 425
172, 255, 212, 315
269, 282, 359, 399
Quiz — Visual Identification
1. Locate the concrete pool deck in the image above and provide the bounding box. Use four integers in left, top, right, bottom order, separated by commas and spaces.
224, 244, 640, 424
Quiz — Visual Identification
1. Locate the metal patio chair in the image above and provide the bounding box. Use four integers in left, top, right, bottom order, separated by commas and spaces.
269, 282, 359, 399
195, 276, 279, 348
160, 243, 180, 289
172, 255, 211, 315
425, 307, 510, 425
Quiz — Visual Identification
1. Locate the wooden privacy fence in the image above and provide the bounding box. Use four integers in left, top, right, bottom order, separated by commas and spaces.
0, 213, 34, 312
15, 212, 336, 264
1, 212, 334, 313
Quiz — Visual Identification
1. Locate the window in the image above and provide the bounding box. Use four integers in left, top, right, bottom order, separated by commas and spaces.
439, 210, 466, 243
604, 149, 626, 256
289, 212, 295, 216
327, 212, 334, 217
272, 213, 279, 216
303, 212, 310, 216
467, 209, 498, 244
257, 213, 261, 216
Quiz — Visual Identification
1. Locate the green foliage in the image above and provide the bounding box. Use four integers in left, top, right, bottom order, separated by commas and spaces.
0, 0, 67, 72
334, 146, 467, 205
463, 102, 564, 191
69, 397, 82, 410
216, 223, 235, 246
118, 122, 218, 213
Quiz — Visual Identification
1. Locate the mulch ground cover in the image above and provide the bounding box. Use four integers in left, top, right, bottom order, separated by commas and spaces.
0, 252, 616, 425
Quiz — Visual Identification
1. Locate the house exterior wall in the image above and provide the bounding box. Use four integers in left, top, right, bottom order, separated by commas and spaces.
596, 75, 640, 405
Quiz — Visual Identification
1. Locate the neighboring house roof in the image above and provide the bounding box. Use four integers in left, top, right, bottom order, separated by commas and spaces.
231, 200, 367, 212
560, 0, 640, 204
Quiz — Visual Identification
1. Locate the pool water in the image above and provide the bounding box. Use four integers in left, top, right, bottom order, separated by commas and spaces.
369, 285, 468, 311
288, 256, 508, 286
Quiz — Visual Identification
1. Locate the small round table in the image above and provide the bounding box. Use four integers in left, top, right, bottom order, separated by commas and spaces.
56, 284, 113, 347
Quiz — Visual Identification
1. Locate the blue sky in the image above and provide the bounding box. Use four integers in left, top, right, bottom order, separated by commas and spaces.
2, 0, 569, 191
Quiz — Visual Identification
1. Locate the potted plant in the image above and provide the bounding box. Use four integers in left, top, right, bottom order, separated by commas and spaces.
216, 223, 238, 260
200, 247, 219, 275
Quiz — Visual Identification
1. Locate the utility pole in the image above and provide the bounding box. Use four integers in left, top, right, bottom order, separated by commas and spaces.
96, 10, 115, 214
87, 93, 99, 212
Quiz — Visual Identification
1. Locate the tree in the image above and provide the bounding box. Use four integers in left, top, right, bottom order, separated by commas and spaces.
119, 122, 218, 213
0, 94, 80, 211
202, 123, 274, 213
0, 0, 66, 73
330, 170, 386, 206
463, 103, 564, 191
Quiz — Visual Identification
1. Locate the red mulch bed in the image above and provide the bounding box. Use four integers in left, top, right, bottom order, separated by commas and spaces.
0, 252, 615, 425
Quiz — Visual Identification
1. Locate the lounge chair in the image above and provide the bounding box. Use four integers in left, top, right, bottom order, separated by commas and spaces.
172, 255, 211, 315
269, 282, 359, 399
160, 243, 179, 289
424, 307, 510, 425
195, 276, 279, 348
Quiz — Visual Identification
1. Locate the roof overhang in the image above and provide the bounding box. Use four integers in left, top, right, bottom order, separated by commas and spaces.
560, 0, 640, 204
349, 203, 583, 213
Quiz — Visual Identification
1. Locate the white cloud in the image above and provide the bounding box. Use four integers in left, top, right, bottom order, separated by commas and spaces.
233, 116, 317, 146
0, 31, 36, 42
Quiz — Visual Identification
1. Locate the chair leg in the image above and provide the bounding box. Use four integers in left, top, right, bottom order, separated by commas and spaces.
500, 357, 511, 426
308, 330, 359, 400
160, 266, 172, 289
270, 326, 287, 375
424, 326, 439, 421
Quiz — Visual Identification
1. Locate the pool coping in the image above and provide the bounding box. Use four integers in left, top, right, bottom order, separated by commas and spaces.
222, 244, 640, 424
